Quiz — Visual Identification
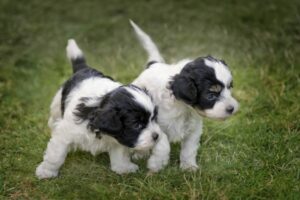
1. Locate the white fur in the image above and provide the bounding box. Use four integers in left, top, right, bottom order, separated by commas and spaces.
147, 132, 170, 172
131, 21, 239, 170
125, 86, 154, 114
203, 58, 239, 119
66, 39, 83, 60
36, 40, 170, 179
130, 20, 164, 63
48, 87, 62, 131
204, 59, 232, 84
133, 62, 203, 170
37, 77, 170, 178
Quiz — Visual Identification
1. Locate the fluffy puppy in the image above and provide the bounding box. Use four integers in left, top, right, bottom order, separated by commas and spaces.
130, 21, 239, 170
36, 39, 170, 179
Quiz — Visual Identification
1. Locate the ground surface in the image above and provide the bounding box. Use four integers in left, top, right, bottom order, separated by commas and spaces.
0, 0, 299, 199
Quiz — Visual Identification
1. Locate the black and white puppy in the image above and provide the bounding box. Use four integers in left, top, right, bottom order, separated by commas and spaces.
36, 39, 170, 179
130, 21, 239, 170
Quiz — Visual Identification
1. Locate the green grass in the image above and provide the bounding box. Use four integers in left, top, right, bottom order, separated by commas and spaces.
1, 0, 300, 199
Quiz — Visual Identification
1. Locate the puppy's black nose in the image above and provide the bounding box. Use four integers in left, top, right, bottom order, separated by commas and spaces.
226, 106, 234, 114
152, 133, 159, 141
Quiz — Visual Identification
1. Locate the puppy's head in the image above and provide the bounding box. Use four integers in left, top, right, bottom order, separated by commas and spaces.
170, 56, 239, 119
75, 85, 161, 150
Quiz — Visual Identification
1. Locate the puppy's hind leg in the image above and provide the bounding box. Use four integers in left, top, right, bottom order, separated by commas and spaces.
48, 88, 63, 130
109, 146, 138, 174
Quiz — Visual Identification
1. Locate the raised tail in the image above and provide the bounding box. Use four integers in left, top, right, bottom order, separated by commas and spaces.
129, 20, 165, 67
66, 39, 88, 73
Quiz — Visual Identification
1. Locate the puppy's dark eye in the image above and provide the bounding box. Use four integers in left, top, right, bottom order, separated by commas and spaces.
133, 122, 144, 130
209, 84, 222, 93
206, 93, 219, 101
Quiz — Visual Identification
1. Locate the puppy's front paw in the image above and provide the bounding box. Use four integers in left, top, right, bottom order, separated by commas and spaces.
36, 163, 58, 179
180, 162, 199, 172
112, 163, 139, 174
147, 155, 169, 172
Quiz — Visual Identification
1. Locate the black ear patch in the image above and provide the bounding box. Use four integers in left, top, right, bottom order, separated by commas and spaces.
88, 108, 123, 135
170, 75, 197, 105
74, 100, 123, 136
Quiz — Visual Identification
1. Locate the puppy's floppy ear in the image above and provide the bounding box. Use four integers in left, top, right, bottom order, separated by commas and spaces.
170, 75, 197, 105
89, 108, 123, 135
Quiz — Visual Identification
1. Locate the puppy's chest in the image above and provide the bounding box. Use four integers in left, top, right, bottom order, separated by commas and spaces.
158, 108, 197, 142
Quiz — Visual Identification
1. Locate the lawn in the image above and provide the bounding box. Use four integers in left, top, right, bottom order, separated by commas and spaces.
0, 0, 299, 199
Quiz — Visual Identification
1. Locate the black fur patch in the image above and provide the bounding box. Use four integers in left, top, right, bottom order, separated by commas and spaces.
73, 86, 153, 148
61, 67, 112, 116
71, 57, 87, 73
151, 106, 158, 122
73, 97, 98, 122
169, 56, 224, 110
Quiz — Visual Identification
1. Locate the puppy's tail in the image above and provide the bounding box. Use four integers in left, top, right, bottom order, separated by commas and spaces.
129, 20, 165, 67
66, 39, 88, 73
